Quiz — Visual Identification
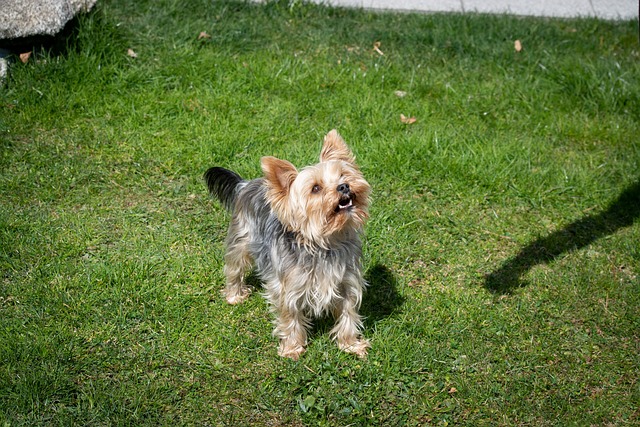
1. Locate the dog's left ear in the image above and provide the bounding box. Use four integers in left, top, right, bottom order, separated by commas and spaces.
320, 129, 355, 164
262, 156, 298, 224
262, 155, 298, 202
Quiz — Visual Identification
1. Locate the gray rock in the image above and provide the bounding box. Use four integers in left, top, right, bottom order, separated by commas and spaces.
0, 0, 97, 40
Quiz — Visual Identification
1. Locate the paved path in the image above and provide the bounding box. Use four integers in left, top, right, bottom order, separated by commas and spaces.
313, 0, 637, 20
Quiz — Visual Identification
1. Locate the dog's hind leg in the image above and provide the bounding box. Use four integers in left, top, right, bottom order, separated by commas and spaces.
221, 220, 253, 305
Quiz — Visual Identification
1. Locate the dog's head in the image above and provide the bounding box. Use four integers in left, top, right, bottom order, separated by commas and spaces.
261, 130, 370, 248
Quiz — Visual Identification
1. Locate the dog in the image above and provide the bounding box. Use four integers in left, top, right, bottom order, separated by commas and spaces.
204, 130, 371, 360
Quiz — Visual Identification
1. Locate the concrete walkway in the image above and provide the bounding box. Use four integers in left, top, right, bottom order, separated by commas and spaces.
312, 0, 637, 20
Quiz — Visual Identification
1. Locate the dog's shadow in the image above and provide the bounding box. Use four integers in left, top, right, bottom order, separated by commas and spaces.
361, 263, 405, 328
484, 180, 640, 294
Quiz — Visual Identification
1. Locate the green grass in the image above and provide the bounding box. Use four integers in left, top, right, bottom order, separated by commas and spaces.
1, 0, 639, 425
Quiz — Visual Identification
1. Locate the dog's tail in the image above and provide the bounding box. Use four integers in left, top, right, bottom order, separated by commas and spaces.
204, 167, 244, 211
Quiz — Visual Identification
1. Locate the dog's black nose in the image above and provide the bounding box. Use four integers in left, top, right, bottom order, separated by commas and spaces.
337, 183, 350, 194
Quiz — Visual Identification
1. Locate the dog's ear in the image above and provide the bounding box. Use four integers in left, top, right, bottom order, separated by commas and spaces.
261, 156, 298, 197
320, 129, 355, 164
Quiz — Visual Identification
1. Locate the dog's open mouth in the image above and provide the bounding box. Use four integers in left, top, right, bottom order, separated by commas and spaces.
335, 195, 354, 212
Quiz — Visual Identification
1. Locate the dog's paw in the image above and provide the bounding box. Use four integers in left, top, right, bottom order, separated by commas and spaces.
338, 338, 370, 358
278, 342, 306, 361
222, 287, 251, 305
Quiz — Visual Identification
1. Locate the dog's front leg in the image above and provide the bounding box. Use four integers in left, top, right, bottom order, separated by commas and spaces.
330, 281, 370, 358
273, 299, 309, 360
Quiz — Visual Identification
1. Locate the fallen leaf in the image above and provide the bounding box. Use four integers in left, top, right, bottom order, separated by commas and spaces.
514, 39, 522, 52
394, 90, 407, 98
198, 31, 211, 40
448, 387, 458, 394
19, 52, 31, 63
127, 48, 138, 58
400, 114, 416, 124
373, 41, 384, 56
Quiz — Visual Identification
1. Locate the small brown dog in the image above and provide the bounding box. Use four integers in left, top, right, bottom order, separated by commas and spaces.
205, 130, 370, 360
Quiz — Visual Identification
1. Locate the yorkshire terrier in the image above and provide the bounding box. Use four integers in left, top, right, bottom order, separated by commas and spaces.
204, 130, 371, 360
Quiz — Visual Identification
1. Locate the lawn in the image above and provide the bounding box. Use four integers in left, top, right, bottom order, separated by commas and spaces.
1, 0, 638, 425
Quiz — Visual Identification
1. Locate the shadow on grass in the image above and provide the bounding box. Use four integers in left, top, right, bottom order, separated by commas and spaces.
484, 180, 640, 294
361, 263, 405, 328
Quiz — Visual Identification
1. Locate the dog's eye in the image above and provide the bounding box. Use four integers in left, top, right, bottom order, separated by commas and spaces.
311, 184, 321, 194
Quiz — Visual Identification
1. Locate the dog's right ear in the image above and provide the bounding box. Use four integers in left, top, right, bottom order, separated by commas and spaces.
320, 129, 355, 164
261, 156, 298, 208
